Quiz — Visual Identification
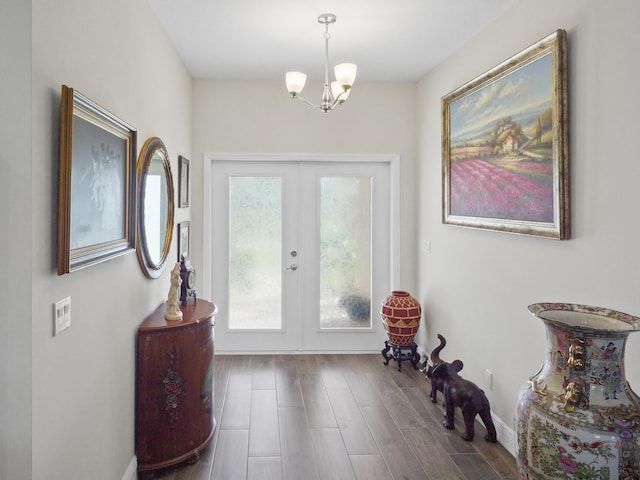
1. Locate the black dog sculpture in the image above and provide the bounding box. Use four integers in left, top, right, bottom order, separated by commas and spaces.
431, 362, 497, 443
424, 334, 463, 404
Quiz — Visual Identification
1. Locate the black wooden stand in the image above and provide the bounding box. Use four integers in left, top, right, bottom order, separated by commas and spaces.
381, 340, 420, 371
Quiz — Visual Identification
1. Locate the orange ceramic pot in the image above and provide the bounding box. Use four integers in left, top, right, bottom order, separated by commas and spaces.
380, 291, 421, 346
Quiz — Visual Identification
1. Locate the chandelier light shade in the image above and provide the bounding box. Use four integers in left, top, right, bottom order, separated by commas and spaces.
285, 14, 357, 113
285, 72, 307, 95
334, 63, 357, 88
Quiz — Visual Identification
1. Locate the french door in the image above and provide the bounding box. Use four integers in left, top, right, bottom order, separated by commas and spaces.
205, 155, 395, 352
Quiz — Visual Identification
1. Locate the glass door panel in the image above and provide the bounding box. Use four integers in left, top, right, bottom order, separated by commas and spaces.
319, 176, 372, 329
228, 176, 282, 329
299, 162, 390, 352
210, 161, 300, 352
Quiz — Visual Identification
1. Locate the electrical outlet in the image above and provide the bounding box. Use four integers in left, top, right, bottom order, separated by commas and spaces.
485, 369, 493, 391
53, 296, 71, 335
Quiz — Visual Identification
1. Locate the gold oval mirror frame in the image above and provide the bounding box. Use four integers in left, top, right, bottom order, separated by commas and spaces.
136, 137, 175, 279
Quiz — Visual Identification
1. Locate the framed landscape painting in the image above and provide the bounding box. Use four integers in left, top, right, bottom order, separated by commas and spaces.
442, 29, 569, 239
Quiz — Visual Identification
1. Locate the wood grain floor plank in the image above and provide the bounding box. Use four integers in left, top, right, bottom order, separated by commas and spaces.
221, 373, 252, 429
300, 373, 338, 428
275, 356, 304, 407
211, 429, 249, 480
365, 372, 427, 429
338, 354, 373, 375
326, 387, 379, 455
471, 432, 520, 479
360, 405, 431, 480
295, 354, 319, 374
310, 428, 356, 480
400, 386, 476, 454
247, 456, 283, 480
355, 354, 393, 375
317, 355, 349, 388
401, 427, 465, 480
385, 362, 423, 389
213, 355, 232, 410
251, 354, 275, 390
230, 354, 253, 373
348, 454, 393, 480
451, 453, 502, 480
278, 406, 319, 480
342, 371, 383, 407
398, 385, 446, 425
249, 389, 280, 457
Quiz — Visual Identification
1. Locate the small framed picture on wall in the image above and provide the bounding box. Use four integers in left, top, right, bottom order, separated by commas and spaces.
178, 221, 190, 261
178, 155, 189, 208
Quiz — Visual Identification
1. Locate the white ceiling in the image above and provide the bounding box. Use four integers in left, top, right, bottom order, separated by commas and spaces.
147, 0, 521, 83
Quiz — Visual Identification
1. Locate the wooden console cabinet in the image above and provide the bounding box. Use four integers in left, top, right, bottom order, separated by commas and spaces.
135, 299, 217, 478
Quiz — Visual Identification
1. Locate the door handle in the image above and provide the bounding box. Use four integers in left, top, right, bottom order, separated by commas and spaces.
283, 264, 298, 271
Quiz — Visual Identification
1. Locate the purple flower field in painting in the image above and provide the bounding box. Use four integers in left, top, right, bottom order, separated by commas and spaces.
450, 158, 554, 222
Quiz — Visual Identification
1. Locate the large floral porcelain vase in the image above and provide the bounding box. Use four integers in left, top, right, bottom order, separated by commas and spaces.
516, 303, 640, 479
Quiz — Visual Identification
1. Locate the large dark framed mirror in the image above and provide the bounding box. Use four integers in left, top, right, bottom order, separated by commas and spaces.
136, 137, 175, 279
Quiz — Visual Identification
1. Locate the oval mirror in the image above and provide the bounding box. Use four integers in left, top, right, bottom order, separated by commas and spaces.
136, 137, 175, 279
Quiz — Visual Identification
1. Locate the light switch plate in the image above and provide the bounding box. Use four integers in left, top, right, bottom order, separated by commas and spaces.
485, 369, 493, 391
54, 296, 71, 335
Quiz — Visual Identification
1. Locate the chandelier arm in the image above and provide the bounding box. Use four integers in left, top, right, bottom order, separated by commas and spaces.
291, 94, 324, 110
291, 93, 343, 113
333, 89, 348, 103
328, 95, 343, 110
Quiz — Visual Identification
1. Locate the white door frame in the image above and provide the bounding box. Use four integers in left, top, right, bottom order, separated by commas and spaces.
202, 152, 401, 352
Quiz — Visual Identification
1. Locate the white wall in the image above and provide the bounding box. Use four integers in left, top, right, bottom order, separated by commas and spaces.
416, 0, 640, 447
0, 1, 33, 478
29, 0, 192, 478
190, 80, 418, 296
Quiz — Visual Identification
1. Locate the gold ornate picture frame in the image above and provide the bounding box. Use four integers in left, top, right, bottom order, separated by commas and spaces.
58, 85, 137, 274
442, 30, 569, 239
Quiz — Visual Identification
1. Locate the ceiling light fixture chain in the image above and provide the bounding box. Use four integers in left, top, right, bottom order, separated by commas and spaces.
285, 13, 357, 114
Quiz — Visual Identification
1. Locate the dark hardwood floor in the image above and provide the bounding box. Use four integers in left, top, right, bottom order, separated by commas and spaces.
151, 354, 518, 480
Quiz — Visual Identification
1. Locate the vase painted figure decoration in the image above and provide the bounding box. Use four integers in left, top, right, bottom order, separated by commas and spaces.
516, 303, 640, 480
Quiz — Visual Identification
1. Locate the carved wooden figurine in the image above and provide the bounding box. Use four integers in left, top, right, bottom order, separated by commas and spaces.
431, 362, 497, 443
423, 334, 463, 404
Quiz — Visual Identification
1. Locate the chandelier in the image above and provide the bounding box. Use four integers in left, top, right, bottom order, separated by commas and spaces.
285, 14, 357, 114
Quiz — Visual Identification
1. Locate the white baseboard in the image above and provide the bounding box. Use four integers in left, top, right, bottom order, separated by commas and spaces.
492, 412, 516, 456
121, 456, 136, 480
